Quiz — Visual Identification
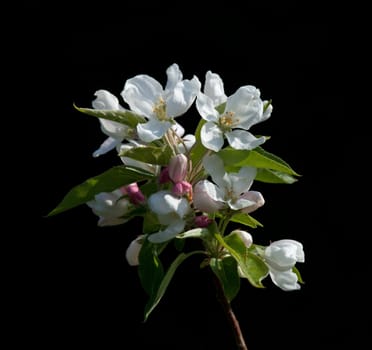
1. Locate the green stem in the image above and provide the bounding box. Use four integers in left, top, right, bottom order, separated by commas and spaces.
218, 211, 232, 237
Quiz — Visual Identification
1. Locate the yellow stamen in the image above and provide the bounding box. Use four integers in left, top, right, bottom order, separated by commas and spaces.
153, 98, 167, 120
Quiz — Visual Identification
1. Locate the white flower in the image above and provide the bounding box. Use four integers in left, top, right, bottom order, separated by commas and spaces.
264, 239, 305, 291
121, 63, 201, 143
193, 154, 264, 213
196, 84, 273, 152
125, 235, 144, 266
147, 190, 191, 243
86, 189, 131, 226
92, 90, 132, 157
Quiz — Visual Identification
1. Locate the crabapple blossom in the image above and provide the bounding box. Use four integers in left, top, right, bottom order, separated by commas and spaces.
86, 189, 131, 226
121, 63, 201, 143
147, 190, 192, 243
196, 79, 273, 151
193, 154, 264, 213
264, 239, 305, 291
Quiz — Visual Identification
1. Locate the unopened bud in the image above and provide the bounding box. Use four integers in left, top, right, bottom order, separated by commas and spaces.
172, 181, 193, 198
125, 236, 144, 266
122, 183, 146, 205
230, 230, 253, 248
168, 154, 188, 183
195, 215, 212, 228
159, 167, 170, 184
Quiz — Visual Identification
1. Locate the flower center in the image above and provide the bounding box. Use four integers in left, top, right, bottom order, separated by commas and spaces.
153, 98, 168, 121
219, 111, 236, 131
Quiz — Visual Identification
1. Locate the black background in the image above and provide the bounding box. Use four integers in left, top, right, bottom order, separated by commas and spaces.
15, 2, 358, 349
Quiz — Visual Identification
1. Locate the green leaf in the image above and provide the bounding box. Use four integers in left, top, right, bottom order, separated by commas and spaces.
255, 168, 298, 184
173, 238, 185, 252
142, 211, 161, 234
293, 266, 305, 284
47, 166, 154, 216
138, 238, 164, 296
143, 250, 205, 321
216, 233, 268, 288
229, 212, 263, 228
119, 145, 173, 166
74, 104, 145, 128
210, 256, 240, 302
218, 146, 300, 176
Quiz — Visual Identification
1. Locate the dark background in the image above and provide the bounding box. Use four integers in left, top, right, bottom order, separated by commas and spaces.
15, 2, 357, 349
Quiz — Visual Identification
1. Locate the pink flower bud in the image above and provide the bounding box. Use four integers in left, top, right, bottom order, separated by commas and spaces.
172, 181, 193, 198
159, 167, 170, 184
123, 182, 146, 205
195, 215, 212, 228
168, 154, 188, 183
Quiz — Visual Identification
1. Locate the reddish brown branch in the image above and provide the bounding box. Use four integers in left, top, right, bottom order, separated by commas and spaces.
212, 272, 248, 350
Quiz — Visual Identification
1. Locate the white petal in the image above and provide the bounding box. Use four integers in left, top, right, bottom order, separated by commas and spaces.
165, 63, 183, 92
202, 154, 226, 188
204, 71, 227, 107
228, 197, 256, 210
178, 134, 195, 153
193, 180, 225, 213
268, 268, 300, 291
92, 90, 120, 110
166, 76, 201, 118
137, 119, 172, 142
148, 190, 173, 215
125, 236, 144, 266
87, 190, 131, 227
148, 191, 190, 218
172, 122, 185, 137
93, 137, 121, 157
231, 166, 257, 195
240, 191, 265, 214
265, 239, 305, 271
163, 194, 190, 218
99, 119, 128, 138
196, 92, 220, 122
225, 130, 266, 150
272, 239, 305, 262
225, 86, 263, 129
148, 219, 186, 243
121, 75, 163, 118
200, 122, 224, 152
226, 85, 260, 113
